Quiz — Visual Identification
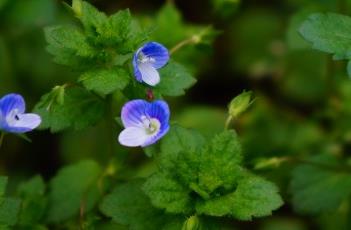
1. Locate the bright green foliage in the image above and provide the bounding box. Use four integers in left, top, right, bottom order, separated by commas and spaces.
299, 13, 351, 60
45, 25, 97, 68
100, 180, 184, 230
0, 177, 21, 227
47, 160, 102, 223
17, 176, 47, 226
34, 87, 105, 132
143, 126, 283, 220
196, 174, 283, 220
143, 172, 193, 213
79, 67, 130, 96
155, 60, 197, 96
290, 155, 351, 214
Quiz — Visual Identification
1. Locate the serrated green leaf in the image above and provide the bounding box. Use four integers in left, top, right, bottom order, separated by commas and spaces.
45, 25, 97, 68
290, 155, 351, 214
196, 130, 243, 194
0, 198, 21, 226
299, 13, 351, 59
47, 160, 102, 223
100, 180, 184, 230
79, 1, 109, 43
34, 87, 105, 132
17, 176, 47, 226
79, 67, 130, 95
156, 61, 196, 96
158, 125, 205, 170
196, 174, 283, 220
146, 127, 283, 219
143, 172, 192, 214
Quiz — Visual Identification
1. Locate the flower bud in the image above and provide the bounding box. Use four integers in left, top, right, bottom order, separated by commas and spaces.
228, 91, 253, 118
182, 215, 200, 230
72, 0, 82, 17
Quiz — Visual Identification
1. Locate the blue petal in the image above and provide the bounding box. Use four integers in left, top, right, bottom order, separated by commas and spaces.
138, 63, 160, 86
121, 99, 149, 127
0, 93, 25, 117
2, 113, 41, 133
142, 100, 170, 147
132, 50, 143, 83
141, 42, 169, 69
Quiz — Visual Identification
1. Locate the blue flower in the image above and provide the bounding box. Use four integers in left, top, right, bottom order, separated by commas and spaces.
118, 99, 170, 147
0, 93, 41, 133
133, 42, 169, 86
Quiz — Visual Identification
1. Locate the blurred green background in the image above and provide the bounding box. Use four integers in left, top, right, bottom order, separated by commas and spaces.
1, 0, 351, 229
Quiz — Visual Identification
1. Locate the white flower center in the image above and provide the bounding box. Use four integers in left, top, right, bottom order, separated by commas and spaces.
138, 52, 155, 64
6, 109, 20, 126
141, 116, 161, 135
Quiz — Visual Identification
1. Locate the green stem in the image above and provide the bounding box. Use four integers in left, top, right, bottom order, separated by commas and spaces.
0, 132, 5, 149
224, 115, 233, 130
170, 35, 201, 55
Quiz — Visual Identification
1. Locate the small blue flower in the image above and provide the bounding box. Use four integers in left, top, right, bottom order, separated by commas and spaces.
0, 93, 41, 133
133, 42, 169, 86
118, 99, 170, 147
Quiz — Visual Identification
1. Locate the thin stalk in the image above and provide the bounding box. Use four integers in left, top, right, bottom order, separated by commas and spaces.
224, 115, 233, 130
0, 132, 5, 149
170, 35, 200, 55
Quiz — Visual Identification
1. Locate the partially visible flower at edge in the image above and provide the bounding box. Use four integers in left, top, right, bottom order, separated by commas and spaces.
132, 42, 169, 86
118, 99, 170, 147
0, 93, 41, 133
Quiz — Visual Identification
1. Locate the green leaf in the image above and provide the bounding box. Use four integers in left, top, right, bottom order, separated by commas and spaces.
0, 177, 7, 196
34, 87, 105, 132
79, 67, 130, 95
196, 130, 243, 194
158, 125, 205, 170
143, 172, 192, 214
146, 127, 283, 219
290, 155, 351, 214
79, 1, 109, 44
47, 160, 102, 223
100, 180, 183, 230
0, 198, 21, 226
45, 25, 97, 68
155, 61, 197, 96
17, 176, 47, 226
299, 13, 351, 59
196, 174, 283, 220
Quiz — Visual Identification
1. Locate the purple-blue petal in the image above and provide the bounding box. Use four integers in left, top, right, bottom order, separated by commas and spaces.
0, 93, 25, 117
121, 99, 149, 127
140, 42, 169, 69
132, 50, 143, 83
120, 99, 170, 147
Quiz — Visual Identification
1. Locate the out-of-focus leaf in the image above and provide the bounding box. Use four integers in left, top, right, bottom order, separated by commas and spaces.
290, 155, 351, 214
17, 176, 47, 226
299, 13, 351, 60
100, 180, 184, 230
47, 160, 102, 223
